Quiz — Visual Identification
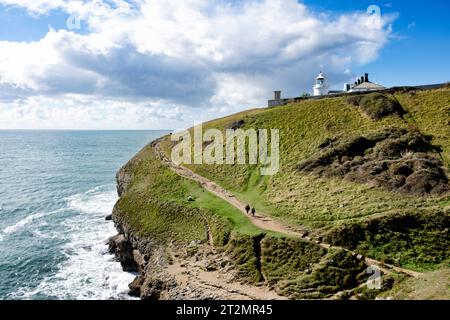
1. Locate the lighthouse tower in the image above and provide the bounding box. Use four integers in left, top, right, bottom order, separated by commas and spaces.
313, 71, 328, 96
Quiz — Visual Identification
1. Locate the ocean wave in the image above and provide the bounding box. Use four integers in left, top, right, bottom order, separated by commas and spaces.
67, 186, 118, 216
1, 209, 62, 235
1, 187, 116, 239
11, 186, 135, 300
15, 221, 136, 300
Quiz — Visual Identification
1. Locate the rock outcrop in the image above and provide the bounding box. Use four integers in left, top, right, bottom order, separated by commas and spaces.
108, 207, 170, 299
347, 93, 406, 120
108, 233, 138, 272
298, 127, 449, 195
116, 167, 132, 197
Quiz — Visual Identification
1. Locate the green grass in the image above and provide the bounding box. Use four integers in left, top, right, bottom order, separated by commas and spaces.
115, 140, 369, 293
115, 145, 206, 243
115, 143, 271, 245
116, 88, 449, 298
171, 94, 417, 226
394, 89, 450, 169
272, 247, 367, 299
230, 168, 279, 218
347, 93, 405, 120
378, 267, 450, 300
181, 178, 277, 237
159, 88, 450, 270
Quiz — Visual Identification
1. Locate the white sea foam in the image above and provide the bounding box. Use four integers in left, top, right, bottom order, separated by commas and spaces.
30, 228, 59, 240
13, 186, 136, 300
67, 186, 117, 216
1, 209, 61, 235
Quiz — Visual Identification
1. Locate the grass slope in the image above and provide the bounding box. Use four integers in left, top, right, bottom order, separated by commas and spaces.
379, 267, 450, 300
117, 88, 449, 299
115, 142, 268, 244
116, 142, 371, 298
160, 88, 450, 272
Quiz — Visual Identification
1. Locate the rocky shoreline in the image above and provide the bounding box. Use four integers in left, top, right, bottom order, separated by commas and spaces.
107, 167, 173, 299
106, 165, 277, 300
107, 223, 174, 299
105, 139, 439, 300
107, 209, 285, 300
105, 145, 377, 300
103, 144, 254, 300
107, 165, 161, 299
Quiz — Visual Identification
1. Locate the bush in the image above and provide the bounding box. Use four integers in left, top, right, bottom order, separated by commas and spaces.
323, 211, 450, 271
297, 127, 448, 195
347, 93, 406, 120
225, 233, 266, 283
229, 119, 245, 130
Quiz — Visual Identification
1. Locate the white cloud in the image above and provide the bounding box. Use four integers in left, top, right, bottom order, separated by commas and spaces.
0, 95, 192, 129
0, 0, 64, 15
0, 0, 396, 129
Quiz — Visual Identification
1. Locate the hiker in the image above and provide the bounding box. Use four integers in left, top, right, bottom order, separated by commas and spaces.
251, 207, 256, 217
245, 204, 250, 215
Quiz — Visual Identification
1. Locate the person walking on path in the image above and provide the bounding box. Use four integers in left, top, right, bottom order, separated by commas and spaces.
245, 204, 250, 215
251, 207, 256, 217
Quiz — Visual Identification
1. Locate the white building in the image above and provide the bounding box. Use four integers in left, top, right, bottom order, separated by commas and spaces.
312, 72, 329, 96
344, 73, 385, 93
268, 72, 387, 107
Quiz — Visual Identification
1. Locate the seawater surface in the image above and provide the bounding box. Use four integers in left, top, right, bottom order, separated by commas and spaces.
0, 130, 168, 299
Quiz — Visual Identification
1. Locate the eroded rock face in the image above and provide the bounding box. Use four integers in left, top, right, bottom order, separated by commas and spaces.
109, 205, 177, 299
298, 128, 449, 195
140, 277, 175, 300
108, 234, 138, 272
116, 168, 132, 197
128, 276, 144, 297
109, 207, 380, 300
108, 231, 174, 299
133, 249, 148, 274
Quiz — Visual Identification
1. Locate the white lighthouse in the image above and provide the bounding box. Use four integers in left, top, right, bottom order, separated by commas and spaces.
313, 71, 329, 96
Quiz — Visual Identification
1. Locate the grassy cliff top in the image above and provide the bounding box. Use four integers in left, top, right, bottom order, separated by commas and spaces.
114, 88, 449, 300
159, 88, 450, 271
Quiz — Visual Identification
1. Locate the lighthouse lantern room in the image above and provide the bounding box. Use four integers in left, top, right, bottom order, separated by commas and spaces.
313, 71, 329, 96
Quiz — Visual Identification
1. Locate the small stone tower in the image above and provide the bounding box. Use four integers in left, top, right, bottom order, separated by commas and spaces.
313, 71, 329, 96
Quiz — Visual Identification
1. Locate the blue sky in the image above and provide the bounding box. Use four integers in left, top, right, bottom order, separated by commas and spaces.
0, 0, 448, 129
304, 0, 450, 87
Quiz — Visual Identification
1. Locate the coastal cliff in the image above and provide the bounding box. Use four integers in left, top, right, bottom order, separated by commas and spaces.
108, 144, 372, 300
108, 88, 450, 300
109, 161, 174, 299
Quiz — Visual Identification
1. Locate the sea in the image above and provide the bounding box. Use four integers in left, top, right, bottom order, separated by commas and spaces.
0, 130, 168, 300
